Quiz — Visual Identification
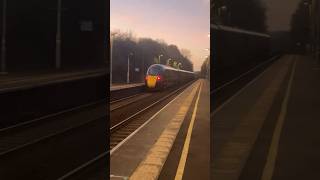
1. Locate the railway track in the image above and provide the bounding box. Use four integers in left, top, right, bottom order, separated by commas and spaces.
211, 55, 280, 110
0, 100, 106, 179
110, 92, 152, 112
0, 99, 105, 132
57, 80, 196, 180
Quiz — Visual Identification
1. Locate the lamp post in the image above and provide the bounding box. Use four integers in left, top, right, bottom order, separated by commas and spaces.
166, 58, 172, 66
55, 0, 62, 70
1, 0, 7, 74
110, 32, 117, 86
304, 1, 312, 54
110, 36, 113, 86
158, 54, 163, 64
127, 52, 133, 84
316, 0, 320, 61
204, 48, 210, 80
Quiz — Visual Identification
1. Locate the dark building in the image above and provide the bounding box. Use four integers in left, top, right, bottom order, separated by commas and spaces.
0, 0, 107, 73
310, 0, 320, 60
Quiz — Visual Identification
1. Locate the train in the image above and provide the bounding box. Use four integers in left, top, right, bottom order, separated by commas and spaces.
212, 24, 271, 70
211, 24, 271, 89
145, 64, 195, 89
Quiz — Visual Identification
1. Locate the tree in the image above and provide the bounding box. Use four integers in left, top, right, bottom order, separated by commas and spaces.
111, 31, 194, 83
180, 49, 192, 59
213, 0, 267, 33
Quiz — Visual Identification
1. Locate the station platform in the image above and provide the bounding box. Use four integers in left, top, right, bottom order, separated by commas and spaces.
110, 79, 210, 180
0, 68, 105, 93
110, 83, 145, 92
212, 54, 320, 180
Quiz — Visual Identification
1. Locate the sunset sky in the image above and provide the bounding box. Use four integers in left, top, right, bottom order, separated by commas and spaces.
263, 0, 300, 31
110, 0, 210, 71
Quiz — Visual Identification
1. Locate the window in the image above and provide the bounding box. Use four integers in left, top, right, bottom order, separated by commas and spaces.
147, 66, 162, 75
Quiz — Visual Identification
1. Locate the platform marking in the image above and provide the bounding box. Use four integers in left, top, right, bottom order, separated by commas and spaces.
110, 174, 129, 180
110, 80, 199, 156
211, 55, 293, 179
211, 55, 280, 117
175, 80, 203, 180
129, 81, 201, 180
261, 58, 297, 180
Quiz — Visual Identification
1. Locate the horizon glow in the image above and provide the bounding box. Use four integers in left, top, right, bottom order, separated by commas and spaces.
110, 0, 210, 71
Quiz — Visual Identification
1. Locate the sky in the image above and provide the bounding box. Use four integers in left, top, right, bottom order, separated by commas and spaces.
110, 0, 210, 71
263, 0, 300, 31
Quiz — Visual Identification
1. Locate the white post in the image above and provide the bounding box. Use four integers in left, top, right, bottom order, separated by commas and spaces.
55, 0, 62, 69
166, 58, 171, 66
127, 53, 130, 84
158, 54, 163, 64
1, 0, 7, 74
110, 36, 113, 86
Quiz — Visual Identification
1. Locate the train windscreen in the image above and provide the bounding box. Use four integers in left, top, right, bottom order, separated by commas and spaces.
147, 66, 162, 76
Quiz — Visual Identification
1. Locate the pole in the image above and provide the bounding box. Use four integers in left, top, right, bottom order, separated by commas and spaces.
314, 0, 319, 62
158, 54, 163, 64
317, 1, 320, 62
55, 0, 62, 69
110, 35, 113, 86
1, 0, 7, 74
127, 54, 130, 84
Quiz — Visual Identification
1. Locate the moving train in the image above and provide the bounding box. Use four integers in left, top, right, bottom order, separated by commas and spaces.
145, 64, 195, 89
211, 24, 271, 90
212, 24, 271, 71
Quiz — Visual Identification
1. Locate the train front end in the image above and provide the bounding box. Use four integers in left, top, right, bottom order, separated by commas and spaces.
145, 64, 164, 89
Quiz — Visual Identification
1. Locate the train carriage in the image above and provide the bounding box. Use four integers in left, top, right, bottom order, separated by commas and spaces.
145, 64, 195, 90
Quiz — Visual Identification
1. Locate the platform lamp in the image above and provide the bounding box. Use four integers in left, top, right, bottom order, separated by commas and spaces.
1, 0, 7, 75
55, 0, 62, 70
158, 54, 163, 64
127, 52, 134, 84
304, 0, 313, 54
166, 58, 172, 66
110, 32, 118, 86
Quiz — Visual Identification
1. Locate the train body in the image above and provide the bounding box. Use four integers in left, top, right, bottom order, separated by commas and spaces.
145, 64, 195, 89
211, 24, 271, 89
212, 24, 271, 71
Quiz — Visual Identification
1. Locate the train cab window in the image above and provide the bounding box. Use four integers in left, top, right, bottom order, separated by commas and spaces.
147, 66, 162, 76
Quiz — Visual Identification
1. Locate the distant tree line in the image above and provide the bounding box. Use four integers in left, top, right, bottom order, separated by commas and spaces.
212, 0, 267, 33
111, 31, 193, 83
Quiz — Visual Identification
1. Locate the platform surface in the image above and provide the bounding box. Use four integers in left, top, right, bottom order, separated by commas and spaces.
0, 68, 105, 93
110, 78, 210, 180
212, 54, 320, 180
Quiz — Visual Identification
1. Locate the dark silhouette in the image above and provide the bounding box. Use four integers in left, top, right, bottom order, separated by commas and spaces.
1, 0, 106, 72
111, 31, 193, 83
212, 0, 267, 33
290, 0, 311, 54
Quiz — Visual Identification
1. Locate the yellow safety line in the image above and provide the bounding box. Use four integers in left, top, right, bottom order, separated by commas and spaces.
129, 80, 201, 180
174, 80, 203, 180
261, 57, 297, 180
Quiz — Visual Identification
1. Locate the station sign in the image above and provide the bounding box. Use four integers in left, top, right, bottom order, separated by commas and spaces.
80, 21, 94, 32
